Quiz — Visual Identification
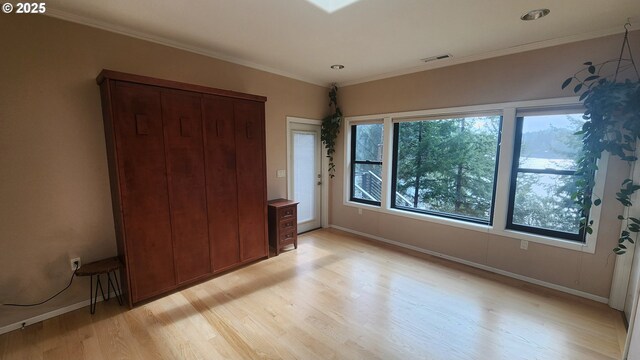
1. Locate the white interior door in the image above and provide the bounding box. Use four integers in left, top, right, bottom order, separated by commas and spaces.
289, 122, 322, 233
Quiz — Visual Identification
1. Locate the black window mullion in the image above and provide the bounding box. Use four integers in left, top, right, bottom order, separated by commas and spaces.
354, 160, 382, 165
393, 204, 491, 225
516, 168, 576, 176
487, 116, 504, 226
350, 125, 358, 202
506, 116, 524, 235
391, 123, 400, 210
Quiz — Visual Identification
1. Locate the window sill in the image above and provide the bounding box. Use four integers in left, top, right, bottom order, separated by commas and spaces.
342, 200, 595, 254
488, 228, 593, 253
344, 200, 381, 212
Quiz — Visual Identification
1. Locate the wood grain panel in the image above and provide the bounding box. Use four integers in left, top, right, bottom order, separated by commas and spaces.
202, 95, 241, 272
235, 100, 267, 261
161, 90, 211, 284
111, 81, 175, 302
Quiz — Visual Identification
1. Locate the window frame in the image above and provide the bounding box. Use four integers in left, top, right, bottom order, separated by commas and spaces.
389, 116, 503, 226
342, 97, 607, 254
506, 114, 587, 242
349, 123, 383, 206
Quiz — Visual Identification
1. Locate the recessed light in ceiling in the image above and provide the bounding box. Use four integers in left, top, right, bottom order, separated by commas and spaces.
520, 8, 550, 21
331, 64, 345, 70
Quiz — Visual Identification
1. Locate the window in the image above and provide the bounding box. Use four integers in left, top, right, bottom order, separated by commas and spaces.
344, 100, 603, 252
350, 123, 384, 205
391, 116, 501, 224
507, 112, 587, 241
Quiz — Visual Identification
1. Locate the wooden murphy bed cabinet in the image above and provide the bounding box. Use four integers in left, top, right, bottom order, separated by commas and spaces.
97, 70, 268, 305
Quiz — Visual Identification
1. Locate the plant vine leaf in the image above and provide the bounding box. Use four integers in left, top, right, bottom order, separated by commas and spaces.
321, 84, 343, 178
564, 75, 640, 255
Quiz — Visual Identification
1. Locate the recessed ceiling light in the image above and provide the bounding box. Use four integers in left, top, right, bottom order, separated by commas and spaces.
331, 64, 345, 70
520, 8, 550, 21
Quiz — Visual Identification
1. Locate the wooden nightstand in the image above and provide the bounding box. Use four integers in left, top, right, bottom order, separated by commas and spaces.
268, 199, 299, 256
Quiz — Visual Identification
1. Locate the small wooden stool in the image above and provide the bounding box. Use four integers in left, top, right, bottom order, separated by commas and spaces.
75, 257, 124, 314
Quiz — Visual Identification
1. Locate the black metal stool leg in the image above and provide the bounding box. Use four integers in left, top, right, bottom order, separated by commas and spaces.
106, 272, 114, 302
91, 275, 106, 315
104, 273, 111, 302
107, 271, 124, 306
91, 275, 100, 314
89, 274, 94, 314
97, 275, 106, 302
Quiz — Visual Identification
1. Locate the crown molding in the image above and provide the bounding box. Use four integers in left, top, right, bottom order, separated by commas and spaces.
44, 7, 638, 89
44, 8, 330, 87
339, 24, 640, 87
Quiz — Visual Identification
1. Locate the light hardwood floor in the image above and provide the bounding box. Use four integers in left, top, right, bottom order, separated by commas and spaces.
0, 229, 627, 359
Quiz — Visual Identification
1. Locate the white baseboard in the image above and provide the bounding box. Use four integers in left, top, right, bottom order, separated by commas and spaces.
330, 225, 609, 304
0, 291, 119, 335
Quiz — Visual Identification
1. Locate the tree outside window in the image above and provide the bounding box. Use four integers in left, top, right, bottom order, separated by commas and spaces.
391, 116, 501, 223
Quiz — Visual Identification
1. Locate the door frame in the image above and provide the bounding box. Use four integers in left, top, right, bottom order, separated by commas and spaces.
286, 116, 329, 229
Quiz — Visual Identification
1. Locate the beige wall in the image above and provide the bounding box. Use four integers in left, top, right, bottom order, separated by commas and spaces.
0, 15, 326, 328
333, 31, 640, 298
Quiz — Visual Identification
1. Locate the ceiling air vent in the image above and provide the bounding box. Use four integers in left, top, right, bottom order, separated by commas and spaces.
421, 54, 452, 63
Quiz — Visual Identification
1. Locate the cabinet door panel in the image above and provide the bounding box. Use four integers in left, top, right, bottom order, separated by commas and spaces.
162, 91, 211, 283
203, 96, 240, 271
111, 82, 175, 301
235, 100, 267, 261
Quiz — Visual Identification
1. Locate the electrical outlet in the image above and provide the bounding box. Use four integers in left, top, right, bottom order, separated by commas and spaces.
520, 240, 528, 250
358, 208, 362, 215
70, 257, 81, 271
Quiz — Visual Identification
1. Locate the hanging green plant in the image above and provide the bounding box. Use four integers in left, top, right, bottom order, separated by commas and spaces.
321, 84, 343, 178
562, 24, 640, 254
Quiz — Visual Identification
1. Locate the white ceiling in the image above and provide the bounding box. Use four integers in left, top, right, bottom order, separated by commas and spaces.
46, 0, 640, 86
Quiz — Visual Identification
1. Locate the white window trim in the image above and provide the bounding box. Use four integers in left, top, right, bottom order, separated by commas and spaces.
343, 96, 606, 254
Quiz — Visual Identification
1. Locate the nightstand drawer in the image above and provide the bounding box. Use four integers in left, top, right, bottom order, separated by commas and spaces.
279, 229, 296, 245
278, 206, 296, 221
279, 218, 296, 231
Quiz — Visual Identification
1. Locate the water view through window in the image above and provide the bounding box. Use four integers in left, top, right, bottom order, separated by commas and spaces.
508, 113, 586, 239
